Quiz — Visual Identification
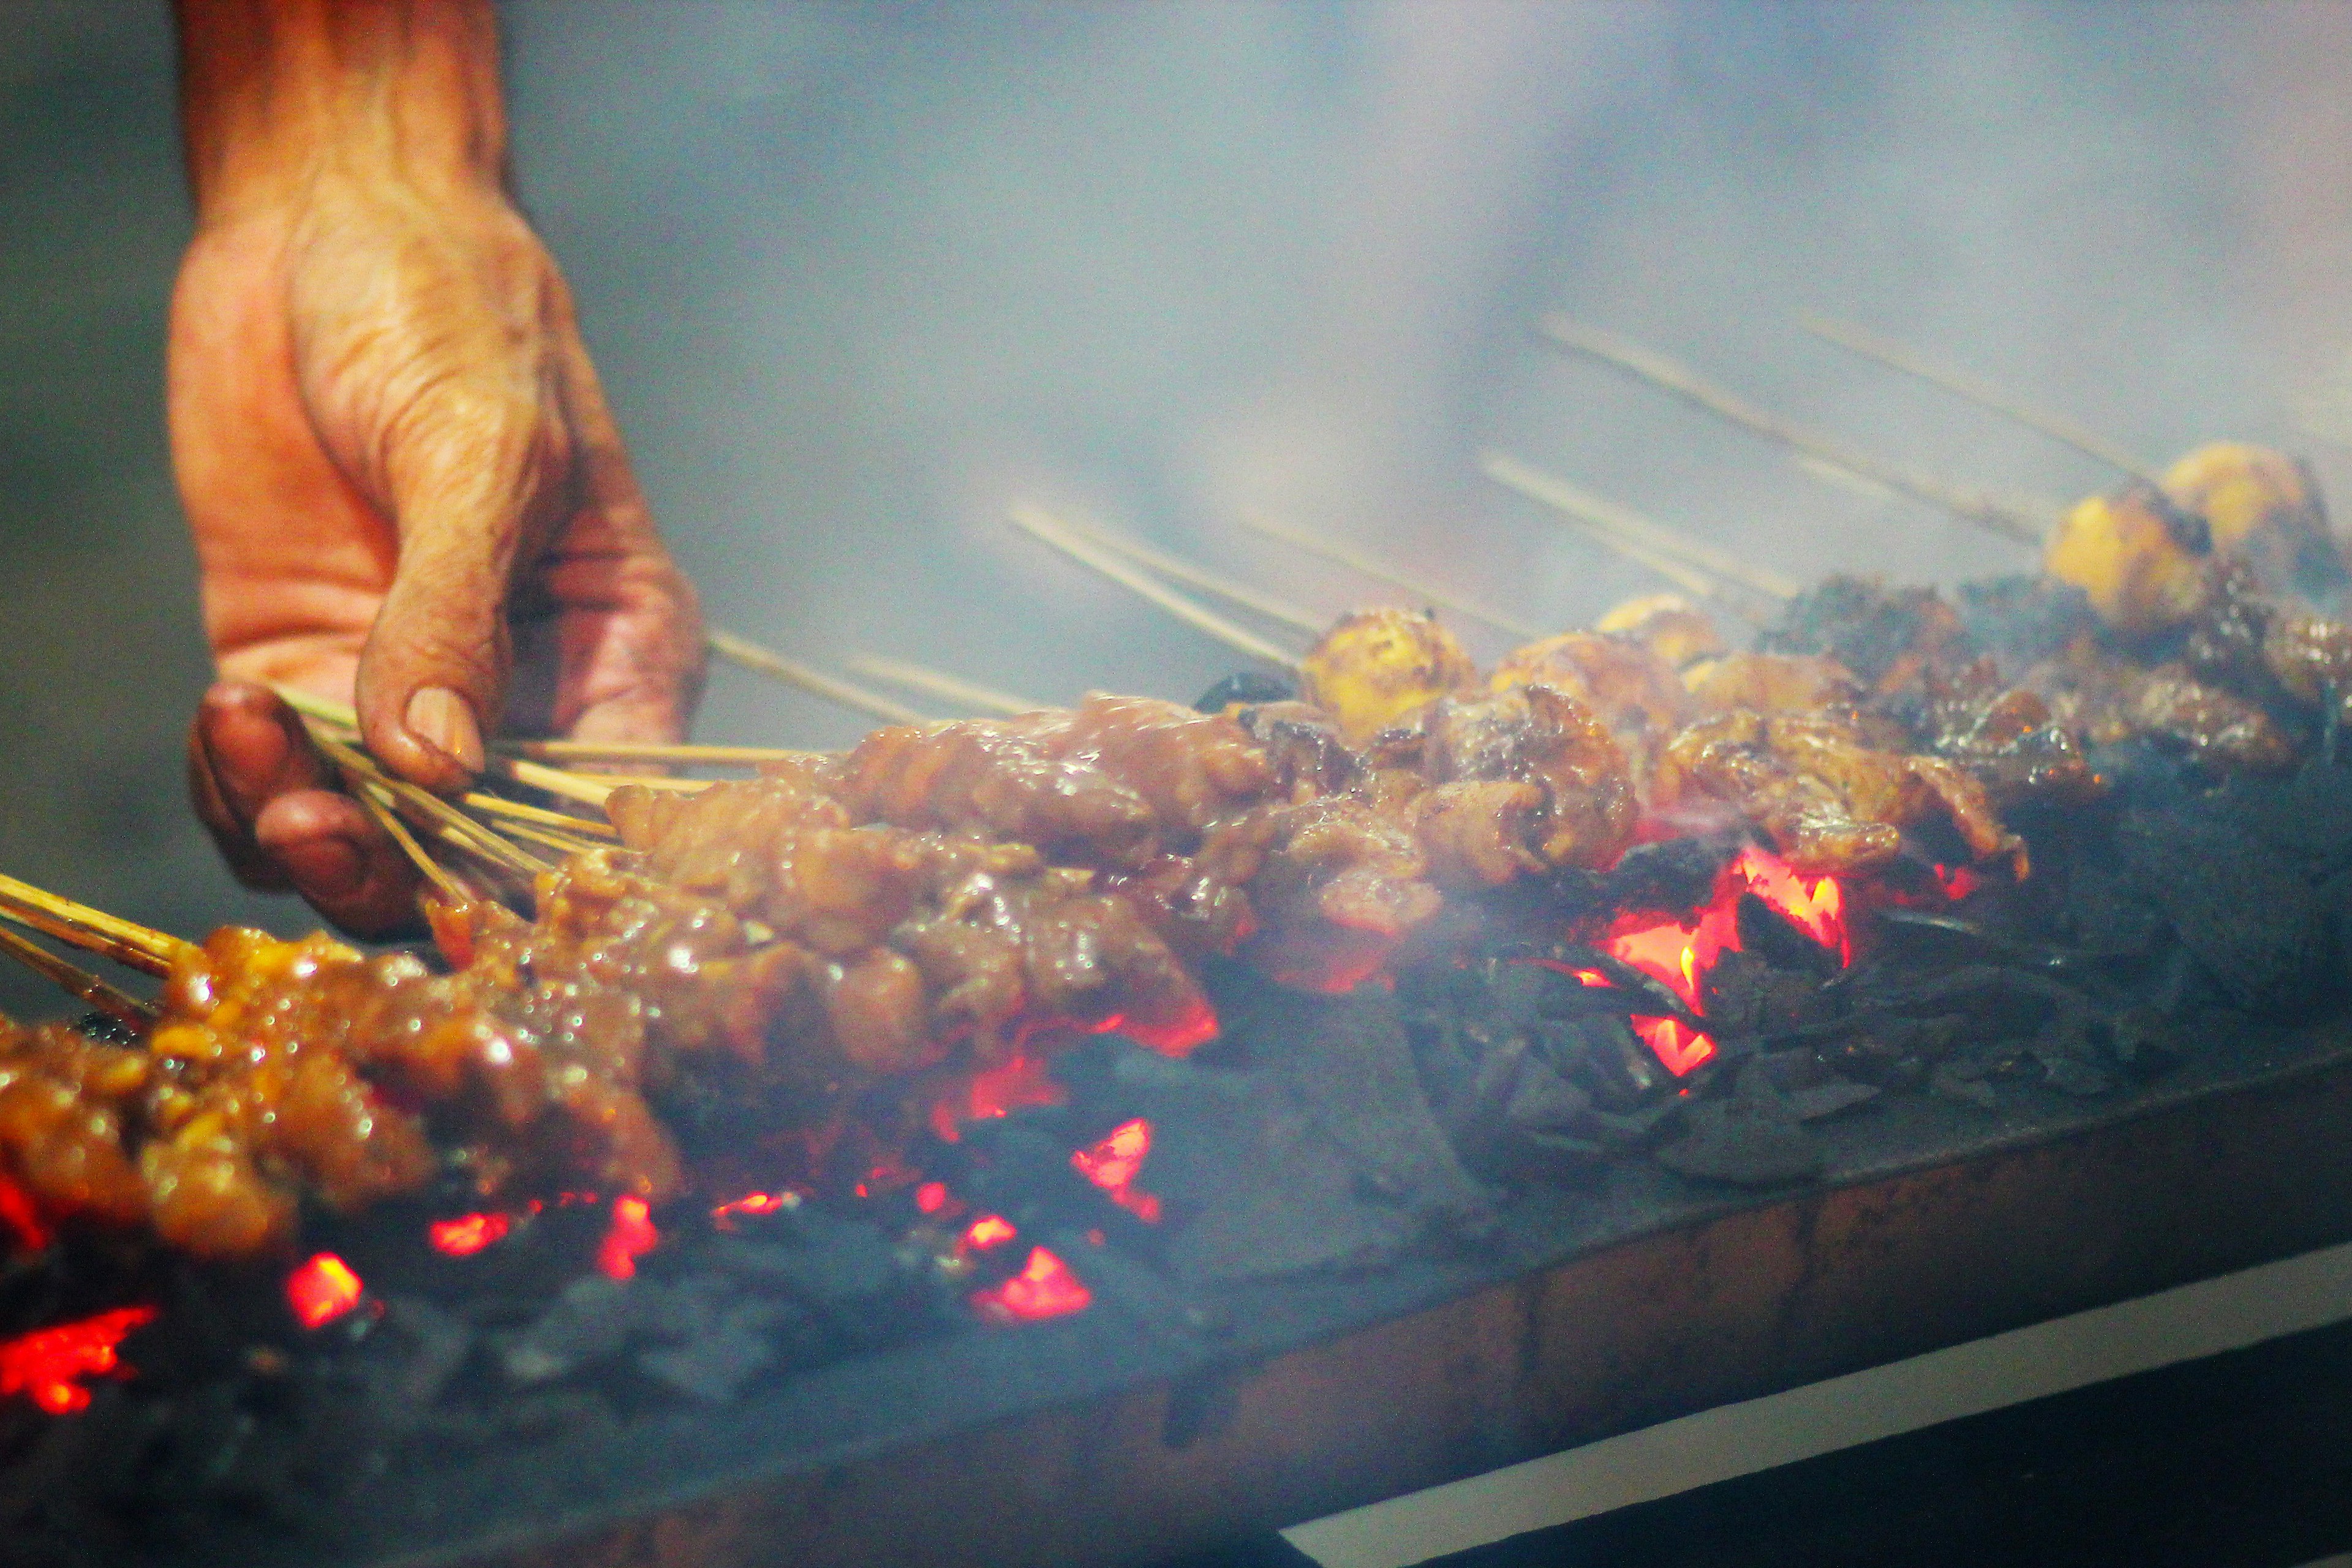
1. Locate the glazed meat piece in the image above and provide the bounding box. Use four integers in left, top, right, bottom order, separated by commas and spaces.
0, 1019, 150, 1231
1489, 631, 1691, 782
1300, 608, 1479, 745
831, 695, 1275, 868
2263, 605, 2352, 726
1419, 684, 1639, 874
2042, 482, 2213, 636
2023, 640, 2299, 773
1654, 710, 2022, 876
2160, 442, 2345, 603
1687, 653, 1868, 718
1594, 593, 1727, 673
1231, 701, 1360, 799
1912, 680, 2103, 809
832, 715, 1162, 869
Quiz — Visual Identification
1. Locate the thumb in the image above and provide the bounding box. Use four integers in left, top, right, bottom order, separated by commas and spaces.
355, 393, 562, 791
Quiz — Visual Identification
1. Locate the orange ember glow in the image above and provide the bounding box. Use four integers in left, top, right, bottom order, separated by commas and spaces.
1599, 845, 1853, 1077
596, 1197, 660, 1281
1105, 996, 1222, 1056
0, 1176, 52, 1253
914, 1181, 954, 1216
970, 1246, 1092, 1324
287, 1253, 365, 1329
1934, 862, 1983, 901
962, 1214, 1019, 1252
710, 1192, 798, 1229
1071, 1118, 1164, 1223
0, 1305, 156, 1414
428, 1212, 511, 1257
929, 1055, 1069, 1143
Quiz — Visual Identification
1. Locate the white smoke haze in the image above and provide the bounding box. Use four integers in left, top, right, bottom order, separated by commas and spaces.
2, 0, 2351, 1019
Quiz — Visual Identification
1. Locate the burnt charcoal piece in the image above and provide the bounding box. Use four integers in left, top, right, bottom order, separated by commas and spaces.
496, 1276, 640, 1385
1194, 671, 1298, 712
1749, 1049, 1881, 1121
1654, 1064, 1823, 1187
2120, 805, 2333, 1012
633, 1278, 787, 1404
368, 1296, 475, 1420
1930, 1058, 1999, 1109
1761, 575, 1975, 686
1955, 573, 2097, 666
1148, 968, 1493, 1284
1581, 834, 1743, 921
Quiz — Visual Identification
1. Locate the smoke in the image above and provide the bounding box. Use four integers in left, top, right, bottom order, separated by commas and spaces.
3, 1, 2350, 1016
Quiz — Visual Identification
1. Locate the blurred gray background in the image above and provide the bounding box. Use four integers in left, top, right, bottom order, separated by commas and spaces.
4, 0, 2349, 1024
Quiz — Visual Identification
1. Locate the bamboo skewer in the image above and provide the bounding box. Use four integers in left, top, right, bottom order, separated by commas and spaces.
1051, 516, 1325, 635
1797, 312, 2160, 484
306, 731, 551, 881
0, 925, 158, 1031
707, 630, 932, 726
1237, 509, 1546, 641
0, 873, 194, 977
490, 819, 609, 859
1536, 316, 2053, 546
499, 739, 810, 767
1478, 451, 1790, 620
462, 793, 617, 840
1009, 503, 1302, 669
355, 785, 472, 904
845, 655, 1039, 718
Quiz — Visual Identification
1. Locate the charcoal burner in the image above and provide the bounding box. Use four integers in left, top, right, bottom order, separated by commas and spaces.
1, 738, 2348, 1568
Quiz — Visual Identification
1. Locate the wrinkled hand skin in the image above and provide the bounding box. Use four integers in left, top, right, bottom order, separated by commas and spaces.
168, 0, 704, 936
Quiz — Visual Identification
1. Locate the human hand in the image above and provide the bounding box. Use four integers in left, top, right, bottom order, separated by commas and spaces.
169, 1, 702, 935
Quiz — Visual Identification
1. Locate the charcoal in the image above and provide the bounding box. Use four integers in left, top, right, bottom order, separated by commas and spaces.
1761, 575, 1973, 687
496, 1276, 638, 1385
714, 1207, 902, 1301
1150, 969, 1493, 1283
1582, 834, 1741, 920
1654, 1067, 1822, 1187
639, 1325, 776, 1410
1954, 573, 2095, 665
1193, 671, 1297, 712
1504, 1055, 1591, 1133
374, 1295, 473, 1417
1929, 1059, 1999, 1110
2120, 806, 2332, 1012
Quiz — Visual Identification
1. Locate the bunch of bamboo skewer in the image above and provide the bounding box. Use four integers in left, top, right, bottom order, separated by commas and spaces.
0, 311, 2188, 1020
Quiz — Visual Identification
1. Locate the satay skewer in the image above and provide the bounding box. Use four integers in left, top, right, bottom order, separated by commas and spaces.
461, 793, 618, 840
499, 739, 810, 766
1235, 510, 1547, 640
1536, 315, 2053, 546
1049, 516, 1327, 635
845, 655, 1040, 718
1796, 312, 2162, 484
705, 629, 932, 726
354, 784, 473, 904
1477, 450, 1789, 621
1008, 503, 1303, 668
0, 872, 194, 977
0, 925, 159, 1031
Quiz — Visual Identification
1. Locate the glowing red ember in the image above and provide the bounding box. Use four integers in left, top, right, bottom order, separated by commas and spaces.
427, 1212, 511, 1257
929, 1055, 1069, 1142
596, 1197, 660, 1281
0, 1175, 52, 1253
970, 1246, 1091, 1324
1071, 1117, 1163, 1223
711, 1192, 798, 1229
0, 1305, 156, 1414
286, 1253, 364, 1329
1600, 845, 1854, 1077
962, 1214, 1019, 1252
914, 1181, 954, 1216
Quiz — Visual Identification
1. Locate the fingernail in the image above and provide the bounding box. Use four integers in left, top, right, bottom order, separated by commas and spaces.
405, 687, 486, 773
